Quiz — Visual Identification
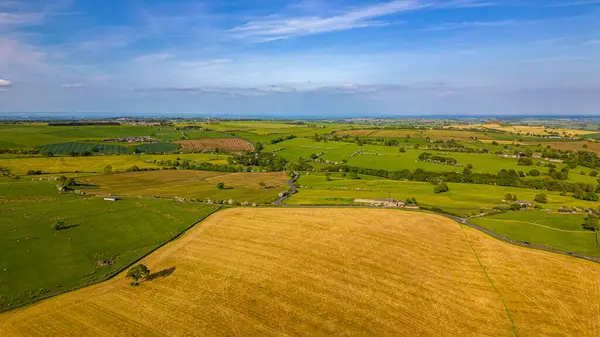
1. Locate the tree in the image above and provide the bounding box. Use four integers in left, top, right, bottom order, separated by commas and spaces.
126, 264, 150, 285
466, 164, 473, 169
583, 214, 599, 231
258, 181, 266, 188
104, 165, 112, 174
216, 182, 225, 189
434, 182, 449, 193
462, 167, 472, 175
255, 142, 264, 152
529, 169, 540, 177
590, 170, 598, 177
534, 193, 548, 204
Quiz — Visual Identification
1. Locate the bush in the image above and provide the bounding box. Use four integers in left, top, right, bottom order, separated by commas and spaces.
517, 157, 534, 166
534, 193, 548, 204
528, 169, 540, 177
590, 170, 598, 177
216, 182, 225, 189
434, 182, 449, 194
27, 170, 43, 175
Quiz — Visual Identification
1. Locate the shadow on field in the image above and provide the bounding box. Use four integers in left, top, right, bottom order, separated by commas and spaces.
146, 267, 176, 281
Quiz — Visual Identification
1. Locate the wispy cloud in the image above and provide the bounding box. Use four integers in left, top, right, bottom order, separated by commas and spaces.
230, 0, 429, 42
0, 78, 11, 87
422, 19, 524, 31
546, 0, 600, 7
62, 83, 82, 88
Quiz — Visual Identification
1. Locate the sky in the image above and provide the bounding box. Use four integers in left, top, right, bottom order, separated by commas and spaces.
0, 0, 599, 117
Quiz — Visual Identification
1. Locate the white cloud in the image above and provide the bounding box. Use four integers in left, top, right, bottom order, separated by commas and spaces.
62, 83, 82, 88
0, 78, 11, 86
230, 0, 428, 41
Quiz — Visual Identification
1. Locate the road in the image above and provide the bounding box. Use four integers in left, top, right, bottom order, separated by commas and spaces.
272, 172, 298, 205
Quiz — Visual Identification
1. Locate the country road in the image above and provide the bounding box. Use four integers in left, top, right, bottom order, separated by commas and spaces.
272, 172, 298, 205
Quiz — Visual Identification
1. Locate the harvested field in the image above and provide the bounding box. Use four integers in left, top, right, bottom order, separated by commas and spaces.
1, 208, 599, 336
336, 129, 494, 141
176, 138, 254, 152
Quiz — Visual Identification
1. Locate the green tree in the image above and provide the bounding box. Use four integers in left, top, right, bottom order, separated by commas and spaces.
434, 182, 449, 194
255, 142, 264, 152
529, 169, 540, 177
258, 181, 266, 188
104, 165, 112, 174
534, 193, 548, 204
126, 264, 150, 285
583, 214, 599, 231
590, 170, 598, 177
216, 182, 225, 189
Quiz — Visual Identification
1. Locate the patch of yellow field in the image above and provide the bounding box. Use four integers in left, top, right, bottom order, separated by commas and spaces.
0, 154, 228, 175
337, 129, 493, 141
449, 124, 596, 137
1, 208, 599, 336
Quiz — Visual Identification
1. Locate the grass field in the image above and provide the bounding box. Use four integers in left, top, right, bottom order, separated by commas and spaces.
0, 179, 219, 311
0, 153, 229, 175
471, 211, 600, 256
79, 170, 289, 204
336, 129, 495, 141
176, 138, 254, 152
263, 138, 600, 185
1, 208, 598, 336
289, 172, 599, 215
36, 142, 132, 155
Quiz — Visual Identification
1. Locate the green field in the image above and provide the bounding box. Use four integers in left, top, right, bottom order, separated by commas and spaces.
37, 142, 131, 155
0, 153, 228, 175
264, 138, 600, 184
0, 179, 219, 311
471, 211, 600, 257
288, 172, 599, 215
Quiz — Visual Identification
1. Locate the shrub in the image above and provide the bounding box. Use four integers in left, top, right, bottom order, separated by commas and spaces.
534, 193, 548, 204
27, 170, 43, 175
216, 182, 225, 189
590, 170, 598, 177
517, 157, 534, 166
434, 182, 449, 194
529, 169, 540, 177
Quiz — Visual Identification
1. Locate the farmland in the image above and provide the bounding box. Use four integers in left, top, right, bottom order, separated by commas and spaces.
471, 211, 600, 256
176, 138, 254, 152
288, 172, 600, 215
1, 208, 599, 336
0, 178, 219, 311
79, 170, 289, 204
0, 153, 229, 175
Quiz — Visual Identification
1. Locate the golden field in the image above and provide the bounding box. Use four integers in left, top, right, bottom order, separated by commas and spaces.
0, 153, 228, 175
336, 129, 494, 141
1, 208, 599, 336
449, 124, 596, 137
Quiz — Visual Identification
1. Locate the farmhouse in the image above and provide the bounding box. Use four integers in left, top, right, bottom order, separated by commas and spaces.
353, 198, 406, 208
516, 200, 532, 207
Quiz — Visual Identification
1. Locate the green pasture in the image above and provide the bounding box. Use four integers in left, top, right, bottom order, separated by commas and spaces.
0, 179, 219, 311
471, 211, 600, 257
288, 172, 600, 216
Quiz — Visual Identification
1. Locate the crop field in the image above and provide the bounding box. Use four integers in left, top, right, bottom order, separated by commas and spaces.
289, 172, 599, 215
471, 211, 600, 256
0, 153, 229, 175
134, 142, 177, 154
36, 142, 131, 155
449, 124, 597, 137
176, 138, 254, 152
0, 179, 219, 311
79, 170, 288, 204
1, 208, 599, 336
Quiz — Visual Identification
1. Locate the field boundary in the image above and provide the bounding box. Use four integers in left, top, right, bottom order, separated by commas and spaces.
0, 204, 224, 313
459, 225, 519, 337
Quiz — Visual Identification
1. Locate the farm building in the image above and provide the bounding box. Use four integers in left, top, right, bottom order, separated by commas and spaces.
516, 200, 532, 207
103, 197, 119, 201
353, 198, 405, 208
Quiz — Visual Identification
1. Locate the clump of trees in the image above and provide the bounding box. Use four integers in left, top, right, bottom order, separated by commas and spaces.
505, 193, 518, 202
27, 170, 43, 175
517, 157, 534, 166
583, 214, 599, 232
434, 182, 449, 193
126, 264, 150, 286
52, 220, 77, 231
418, 152, 458, 165
216, 182, 225, 189
534, 193, 548, 204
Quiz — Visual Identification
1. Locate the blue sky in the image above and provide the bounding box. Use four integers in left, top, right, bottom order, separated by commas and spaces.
0, 0, 599, 116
